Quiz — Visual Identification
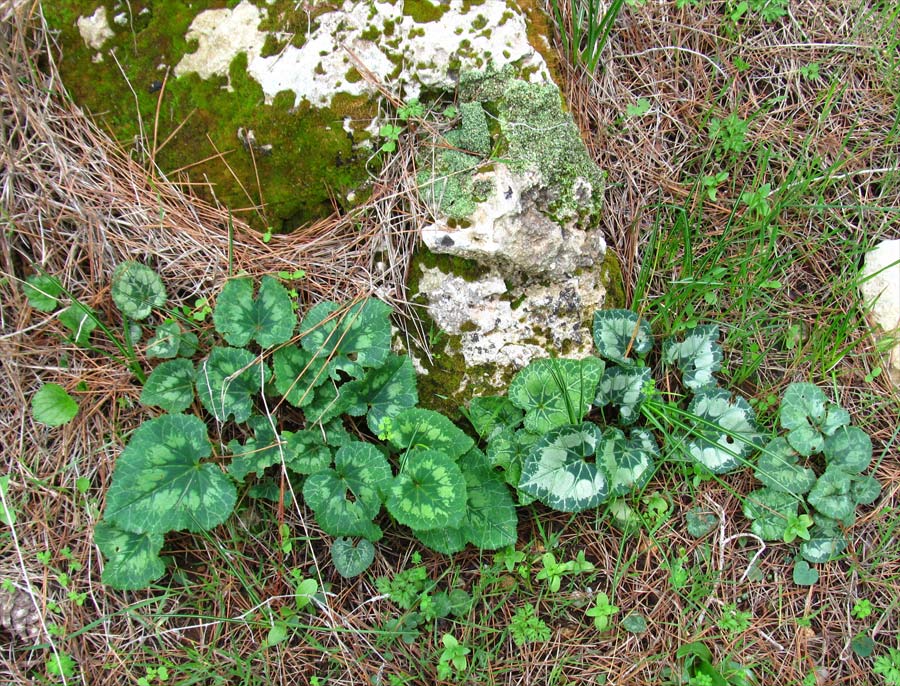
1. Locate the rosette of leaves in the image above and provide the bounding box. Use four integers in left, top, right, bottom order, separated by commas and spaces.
743, 383, 881, 567
111, 261, 167, 320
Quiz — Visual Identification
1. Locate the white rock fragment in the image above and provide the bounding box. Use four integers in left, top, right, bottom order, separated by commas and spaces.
860, 238, 900, 386
77, 6, 114, 50
174, 2, 266, 86
174, 0, 549, 107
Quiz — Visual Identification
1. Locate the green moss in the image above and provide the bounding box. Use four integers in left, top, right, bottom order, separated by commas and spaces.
598, 249, 626, 310
43, 0, 374, 232
402, 0, 448, 23
471, 14, 488, 30
345, 67, 363, 83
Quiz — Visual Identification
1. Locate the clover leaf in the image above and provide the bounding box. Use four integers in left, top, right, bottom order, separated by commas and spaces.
662, 324, 723, 390
111, 261, 167, 320
753, 437, 816, 495
386, 448, 467, 530
385, 407, 474, 460
303, 442, 391, 540
599, 427, 658, 497
213, 276, 295, 348
519, 422, 608, 513
508, 357, 605, 433
196, 346, 267, 423
300, 298, 392, 378
140, 358, 196, 413
594, 365, 650, 425
339, 354, 419, 433
681, 388, 762, 474
104, 413, 236, 534
331, 538, 376, 578
592, 309, 652, 365
94, 521, 166, 590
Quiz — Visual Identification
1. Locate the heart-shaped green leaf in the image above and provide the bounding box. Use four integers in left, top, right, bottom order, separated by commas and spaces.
682, 388, 763, 473
303, 442, 391, 540
508, 357, 605, 433
592, 309, 652, 365
823, 426, 872, 473
792, 560, 819, 586
594, 365, 650, 425
339, 354, 419, 434
799, 522, 847, 563
753, 437, 817, 495
662, 324, 723, 391
331, 537, 376, 578
685, 507, 718, 538
851, 474, 882, 506
228, 415, 289, 482
300, 298, 392, 378
145, 321, 182, 359
599, 427, 658, 497
59, 302, 98, 346
456, 449, 517, 549
213, 275, 295, 348
742, 488, 800, 541
94, 521, 166, 590
519, 422, 608, 513
272, 344, 329, 408
196, 346, 267, 423
31, 383, 78, 427
386, 448, 467, 530
140, 359, 196, 413
385, 407, 474, 460
465, 396, 524, 439
807, 467, 855, 522
104, 413, 236, 534
111, 261, 167, 320
780, 383, 849, 455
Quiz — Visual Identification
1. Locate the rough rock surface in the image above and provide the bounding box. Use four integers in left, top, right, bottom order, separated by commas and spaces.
411, 67, 613, 399
860, 238, 900, 386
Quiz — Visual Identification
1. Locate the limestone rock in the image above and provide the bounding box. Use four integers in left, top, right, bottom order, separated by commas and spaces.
860, 239, 900, 386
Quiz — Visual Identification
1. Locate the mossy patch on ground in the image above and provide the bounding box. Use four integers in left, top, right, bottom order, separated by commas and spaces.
44, 0, 374, 231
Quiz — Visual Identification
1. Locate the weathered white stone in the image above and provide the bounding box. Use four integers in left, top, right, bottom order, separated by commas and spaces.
77, 6, 114, 51
174, 0, 549, 107
421, 163, 606, 282
174, 2, 267, 86
860, 238, 900, 386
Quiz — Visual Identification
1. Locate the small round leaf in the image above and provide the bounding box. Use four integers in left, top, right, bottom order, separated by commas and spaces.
331, 538, 375, 578
32, 383, 78, 427
111, 261, 167, 320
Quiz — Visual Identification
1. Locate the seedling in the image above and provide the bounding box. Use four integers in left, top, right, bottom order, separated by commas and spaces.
585, 592, 619, 631
874, 647, 900, 685
436, 633, 470, 680
509, 603, 551, 645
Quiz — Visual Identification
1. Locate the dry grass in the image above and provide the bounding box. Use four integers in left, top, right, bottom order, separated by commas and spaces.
1, 0, 899, 684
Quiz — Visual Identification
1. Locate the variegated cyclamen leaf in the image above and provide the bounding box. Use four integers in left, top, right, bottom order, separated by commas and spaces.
196, 346, 267, 423
228, 415, 288, 482
823, 426, 872, 473
662, 324, 722, 390
339, 354, 418, 434
213, 276, 295, 348
508, 357, 605, 433
741, 488, 800, 541
851, 474, 882, 506
486, 426, 540, 503
456, 449, 518, 549
104, 414, 236, 534
272, 344, 329, 408
331, 538, 375, 578
780, 383, 849, 455
300, 298, 392, 378
465, 396, 524, 439
592, 309, 652, 365
519, 422, 608, 513
594, 365, 650, 425
598, 427, 658, 497
753, 437, 817, 495
386, 408, 474, 460
386, 448, 467, 530
94, 521, 166, 590
807, 467, 856, 522
145, 321, 182, 359
681, 388, 762, 474
303, 442, 391, 540
415, 525, 468, 555
140, 358, 196, 413
111, 261, 167, 320
800, 521, 847, 563
281, 428, 332, 475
